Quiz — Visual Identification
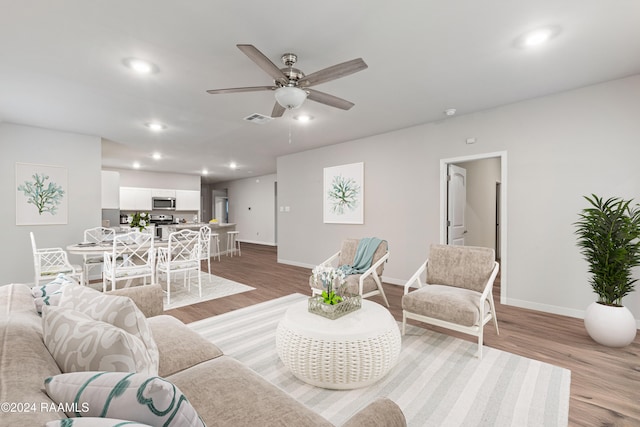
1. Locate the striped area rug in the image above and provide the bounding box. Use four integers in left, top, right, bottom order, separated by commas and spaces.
188, 293, 570, 427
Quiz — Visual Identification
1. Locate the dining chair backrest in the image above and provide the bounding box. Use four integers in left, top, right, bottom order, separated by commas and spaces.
30, 231, 82, 285
84, 226, 115, 244
199, 226, 211, 261
167, 229, 200, 263
110, 230, 155, 267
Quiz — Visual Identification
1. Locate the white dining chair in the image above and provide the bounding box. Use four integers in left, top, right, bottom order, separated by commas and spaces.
156, 229, 201, 306
103, 230, 155, 292
30, 232, 84, 286
82, 226, 115, 283
199, 226, 213, 282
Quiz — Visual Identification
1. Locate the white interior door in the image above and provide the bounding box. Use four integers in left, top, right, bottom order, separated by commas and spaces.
447, 164, 467, 245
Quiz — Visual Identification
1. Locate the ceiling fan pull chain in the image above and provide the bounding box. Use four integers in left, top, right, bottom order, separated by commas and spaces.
288, 122, 293, 144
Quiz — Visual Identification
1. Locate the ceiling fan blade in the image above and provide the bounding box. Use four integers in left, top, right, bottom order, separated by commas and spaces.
298, 58, 368, 87
271, 102, 285, 118
206, 86, 276, 94
237, 44, 287, 82
306, 89, 355, 110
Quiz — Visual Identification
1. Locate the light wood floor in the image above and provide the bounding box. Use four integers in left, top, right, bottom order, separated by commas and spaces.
168, 243, 640, 427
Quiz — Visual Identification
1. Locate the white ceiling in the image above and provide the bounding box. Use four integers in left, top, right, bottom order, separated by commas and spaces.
1, 1, 639, 183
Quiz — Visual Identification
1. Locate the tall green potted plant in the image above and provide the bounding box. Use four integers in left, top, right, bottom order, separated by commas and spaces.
575, 194, 640, 347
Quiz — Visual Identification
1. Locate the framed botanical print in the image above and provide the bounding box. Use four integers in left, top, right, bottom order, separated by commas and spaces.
323, 162, 364, 224
16, 162, 68, 225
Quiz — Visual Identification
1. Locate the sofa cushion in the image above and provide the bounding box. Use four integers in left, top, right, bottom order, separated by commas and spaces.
342, 397, 407, 427
169, 355, 333, 427
59, 285, 159, 374
148, 315, 223, 377
45, 419, 152, 426
1, 284, 66, 425
44, 371, 205, 427
42, 306, 155, 374
107, 284, 164, 318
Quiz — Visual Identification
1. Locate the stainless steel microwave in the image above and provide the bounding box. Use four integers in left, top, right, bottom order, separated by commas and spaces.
152, 197, 176, 210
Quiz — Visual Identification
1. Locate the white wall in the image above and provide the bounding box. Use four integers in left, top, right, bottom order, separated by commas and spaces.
1, 123, 102, 284
216, 174, 277, 246
107, 168, 200, 190
277, 74, 640, 323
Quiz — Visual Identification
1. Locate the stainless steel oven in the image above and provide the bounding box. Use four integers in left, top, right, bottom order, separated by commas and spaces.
149, 214, 174, 240
152, 197, 176, 210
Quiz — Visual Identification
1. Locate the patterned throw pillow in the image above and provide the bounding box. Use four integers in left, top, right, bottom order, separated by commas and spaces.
44, 371, 206, 427
31, 273, 77, 314
59, 285, 159, 375
42, 306, 154, 374
45, 418, 152, 426
32, 273, 77, 297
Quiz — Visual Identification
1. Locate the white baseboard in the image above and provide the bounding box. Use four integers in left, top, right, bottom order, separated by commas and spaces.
239, 239, 276, 246
503, 297, 640, 328
277, 259, 314, 269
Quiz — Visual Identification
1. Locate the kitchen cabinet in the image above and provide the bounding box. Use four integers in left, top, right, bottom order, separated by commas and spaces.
101, 171, 120, 209
176, 190, 200, 211
151, 189, 176, 198
120, 187, 152, 211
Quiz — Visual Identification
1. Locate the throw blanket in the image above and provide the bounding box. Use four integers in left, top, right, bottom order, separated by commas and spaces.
338, 237, 385, 275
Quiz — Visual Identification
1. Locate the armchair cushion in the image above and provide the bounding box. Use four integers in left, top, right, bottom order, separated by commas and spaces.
426, 244, 495, 292
339, 238, 388, 276
402, 285, 490, 327
344, 275, 378, 295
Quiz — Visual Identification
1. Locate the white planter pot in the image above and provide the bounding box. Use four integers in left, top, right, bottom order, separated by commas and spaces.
584, 302, 637, 347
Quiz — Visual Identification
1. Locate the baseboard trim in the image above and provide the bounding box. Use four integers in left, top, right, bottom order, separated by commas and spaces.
238, 239, 276, 246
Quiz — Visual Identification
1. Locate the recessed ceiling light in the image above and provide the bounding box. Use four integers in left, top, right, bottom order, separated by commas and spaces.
229, 162, 237, 170
123, 58, 158, 74
145, 122, 167, 132
444, 108, 457, 116
152, 152, 162, 160
517, 27, 559, 48
132, 161, 141, 169
293, 114, 314, 122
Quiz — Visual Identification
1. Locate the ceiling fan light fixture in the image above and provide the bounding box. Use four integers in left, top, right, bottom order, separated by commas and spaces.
275, 86, 307, 110
293, 114, 313, 122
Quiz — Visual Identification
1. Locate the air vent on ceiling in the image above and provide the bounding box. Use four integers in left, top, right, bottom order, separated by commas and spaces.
244, 113, 273, 124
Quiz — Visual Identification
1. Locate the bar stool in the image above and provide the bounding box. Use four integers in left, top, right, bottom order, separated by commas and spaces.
227, 231, 241, 257
211, 233, 221, 261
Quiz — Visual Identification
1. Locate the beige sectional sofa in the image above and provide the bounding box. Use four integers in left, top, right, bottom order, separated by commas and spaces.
0, 282, 406, 426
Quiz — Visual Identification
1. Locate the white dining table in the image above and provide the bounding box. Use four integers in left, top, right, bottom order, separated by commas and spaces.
66, 240, 169, 256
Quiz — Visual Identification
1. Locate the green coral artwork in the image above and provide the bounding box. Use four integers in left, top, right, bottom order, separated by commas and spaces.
323, 162, 364, 224
16, 163, 68, 225
18, 173, 65, 215
327, 175, 361, 215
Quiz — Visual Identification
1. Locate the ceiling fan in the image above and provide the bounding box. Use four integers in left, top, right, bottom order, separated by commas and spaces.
206, 44, 368, 118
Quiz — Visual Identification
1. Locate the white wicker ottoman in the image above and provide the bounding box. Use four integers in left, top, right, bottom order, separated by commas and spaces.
275, 299, 401, 389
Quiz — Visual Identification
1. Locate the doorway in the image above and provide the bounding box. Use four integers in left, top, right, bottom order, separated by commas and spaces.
440, 151, 507, 304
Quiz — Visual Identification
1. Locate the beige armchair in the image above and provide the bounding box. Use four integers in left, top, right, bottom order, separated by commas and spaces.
402, 244, 499, 359
310, 238, 390, 306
